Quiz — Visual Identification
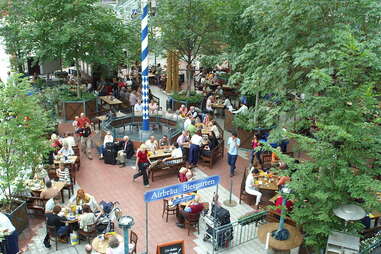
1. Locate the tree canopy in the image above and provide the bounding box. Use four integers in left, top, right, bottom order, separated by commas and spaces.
231, 0, 381, 248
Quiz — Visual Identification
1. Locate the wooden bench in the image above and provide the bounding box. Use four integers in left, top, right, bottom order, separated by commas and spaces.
16, 195, 49, 215
199, 143, 224, 168
149, 157, 186, 182
265, 209, 296, 227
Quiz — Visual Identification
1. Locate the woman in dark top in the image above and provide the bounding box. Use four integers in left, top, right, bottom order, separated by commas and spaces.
133, 144, 151, 187
201, 132, 219, 156
46, 205, 69, 237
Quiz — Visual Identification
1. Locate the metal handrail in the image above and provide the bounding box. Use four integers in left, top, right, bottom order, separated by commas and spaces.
360, 238, 381, 254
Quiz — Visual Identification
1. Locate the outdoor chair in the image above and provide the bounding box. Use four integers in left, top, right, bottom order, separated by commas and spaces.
78, 223, 97, 244
162, 199, 177, 222
239, 168, 256, 205
46, 225, 59, 250
184, 212, 201, 236
130, 230, 138, 254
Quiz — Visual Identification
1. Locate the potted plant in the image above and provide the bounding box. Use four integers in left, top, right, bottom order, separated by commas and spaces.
169, 91, 203, 111
0, 75, 51, 233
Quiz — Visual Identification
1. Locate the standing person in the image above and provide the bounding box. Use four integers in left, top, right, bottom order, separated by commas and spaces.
188, 130, 202, 167
249, 135, 261, 166
227, 131, 240, 177
0, 212, 19, 254
79, 122, 93, 160
133, 144, 151, 187
77, 113, 91, 129
73, 116, 80, 143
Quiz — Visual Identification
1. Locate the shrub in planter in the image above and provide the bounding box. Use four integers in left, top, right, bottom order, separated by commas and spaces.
170, 91, 203, 104
0, 75, 51, 225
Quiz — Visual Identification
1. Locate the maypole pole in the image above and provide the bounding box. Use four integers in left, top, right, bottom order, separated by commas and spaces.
141, 0, 150, 131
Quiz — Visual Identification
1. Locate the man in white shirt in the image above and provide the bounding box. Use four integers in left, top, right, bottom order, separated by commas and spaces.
233, 103, 248, 114
176, 130, 190, 147
224, 98, 233, 111
145, 136, 158, 151
209, 120, 220, 139
134, 100, 143, 115
129, 90, 137, 106
62, 133, 76, 148
99, 131, 114, 159
183, 117, 192, 130
163, 142, 183, 164
0, 212, 19, 254
45, 195, 61, 213
189, 131, 203, 166
227, 131, 240, 176
206, 95, 214, 113
245, 168, 262, 209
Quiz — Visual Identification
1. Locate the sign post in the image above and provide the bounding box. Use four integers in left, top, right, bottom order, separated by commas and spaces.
144, 175, 221, 253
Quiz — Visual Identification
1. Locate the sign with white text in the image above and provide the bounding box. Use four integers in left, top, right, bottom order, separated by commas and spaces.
144, 175, 220, 203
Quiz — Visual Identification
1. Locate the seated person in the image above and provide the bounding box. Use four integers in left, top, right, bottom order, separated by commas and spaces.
205, 95, 214, 113
245, 168, 262, 210
106, 236, 124, 254
178, 167, 188, 183
45, 195, 61, 214
185, 171, 193, 181
79, 204, 98, 232
56, 163, 71, 183
183, 116, 192, 130
148, 99, 158, 115
271, 147, 281, 165
202, 113, 210, 125
233, 102, 248, 114
186, 120, 197, 135
176, 130, 190, 148
62, 133, 76, 148
51, 133, 62, 152
116, 136, 134, 168
186, 106, 198, 119
178, 104, 188, 118
215, 86, 224, 97
163, 142, 183, 164
209, 120, 221, 139
58, 142, 74, 157
98, 131, 114, 160
134, 100, 143, 115
201, 132, 219, 156
46, 205, 69, 238
40, 180, 58, 200
274, 196, 293, 214
145, 136, 158, 152
70, 189, 99, 212
176, 196, 203, 228
159, 135, 170, 148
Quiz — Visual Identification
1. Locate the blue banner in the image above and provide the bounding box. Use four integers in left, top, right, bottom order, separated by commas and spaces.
144, 175, 220, 203
171, 195, 195, 206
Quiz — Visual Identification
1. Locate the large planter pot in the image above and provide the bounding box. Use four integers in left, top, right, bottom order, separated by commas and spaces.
224, 109, 234, 132
237, 128, 255, 149
60, 98, 96, 121
169, 96, 202, 112
5, 201, 29, 234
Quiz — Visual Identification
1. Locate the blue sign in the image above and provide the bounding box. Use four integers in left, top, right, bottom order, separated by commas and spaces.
144, 175, 220, 203
171, 195, 195, 206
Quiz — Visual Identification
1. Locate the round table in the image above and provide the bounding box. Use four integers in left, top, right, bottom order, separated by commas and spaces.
91, 233, 134, 254
258, 223, 303, 254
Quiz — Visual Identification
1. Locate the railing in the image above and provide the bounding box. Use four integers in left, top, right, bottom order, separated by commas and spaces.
360, 238, 381, 254
212, 211, 267, 253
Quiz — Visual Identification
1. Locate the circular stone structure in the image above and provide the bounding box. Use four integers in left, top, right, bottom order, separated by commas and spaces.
101, 112, 183, 145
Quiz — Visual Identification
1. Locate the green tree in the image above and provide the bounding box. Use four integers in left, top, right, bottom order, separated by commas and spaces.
234, 0, 381, 249
153, 0, 222, 92
0, 75, 51, 211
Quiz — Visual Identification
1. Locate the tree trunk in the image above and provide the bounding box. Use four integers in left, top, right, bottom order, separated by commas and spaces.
185, 62, 192, 96
75, 59, 81, 98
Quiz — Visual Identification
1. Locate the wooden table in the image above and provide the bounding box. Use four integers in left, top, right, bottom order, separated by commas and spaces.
258, 223, 303, 253
92, 233, 123, 254
148, 149, 172, 160
29, 181, 67, 203
99, 96, 122, 111
54, 155, 78, 165
253, 173, 279, 191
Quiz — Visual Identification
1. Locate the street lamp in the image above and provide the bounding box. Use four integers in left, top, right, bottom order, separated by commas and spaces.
272, 186, 291, 240
118, 215, 135, 254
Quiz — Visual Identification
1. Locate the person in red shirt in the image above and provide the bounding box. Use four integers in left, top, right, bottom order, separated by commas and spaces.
176, 196, 203, 228
77, 113, 91, 129
249, 135, 262, 166
133, 144, 151, 187
275, 196, 293, 214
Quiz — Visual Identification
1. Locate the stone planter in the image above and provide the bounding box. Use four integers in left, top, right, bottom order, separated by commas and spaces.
5, 201, 29, 234
224, 109, 234, 132
61, 98, 96, 121
237, 128, 255, 149
169, 96, 202, 112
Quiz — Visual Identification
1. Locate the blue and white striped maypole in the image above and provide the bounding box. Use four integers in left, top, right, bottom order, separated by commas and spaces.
141, 0, 150, 131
